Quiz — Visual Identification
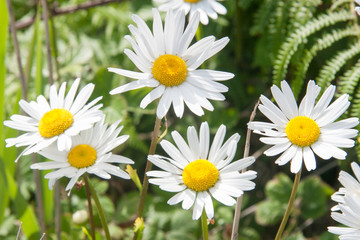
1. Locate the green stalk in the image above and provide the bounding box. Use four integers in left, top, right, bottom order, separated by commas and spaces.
84, 174, 95, 240
133, 116, 162, 240
85, 174, 111, 240
274, 170, 302, 240
201, 211, 209, 240
195, 23, 202, 42
231, 100, 259, 240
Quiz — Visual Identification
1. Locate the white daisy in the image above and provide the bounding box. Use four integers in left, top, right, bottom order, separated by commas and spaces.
355, 0, 360, 16
332, 162, 360, 208
108, 9, 234, 119
153, 0, 227, 25
248, 80, 359, 173
30, 117, 133, 194
328, 193, 360, 240
146, 122, 257, 220
4, 78, 103, 161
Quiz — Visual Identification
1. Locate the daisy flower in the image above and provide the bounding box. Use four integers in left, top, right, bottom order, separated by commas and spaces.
332, 162, 360, 208
355, 0, 360, 15
108, 9, 234, 119
153, 0, 227, 25
4, 78, 103, 161
247, 80, 358, 173
147, 122, 257, 220
328, 193, 360, 239
30, 117, 133, 193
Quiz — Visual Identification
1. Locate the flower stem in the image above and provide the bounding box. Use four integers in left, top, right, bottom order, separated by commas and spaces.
195, 23, 202, 42
231, 100, 259, 240
201, 211, 209, 240
274, 170, 302, 240
84, 174, 111, 240
133, 116, 162, 240
84, 175, 95, 240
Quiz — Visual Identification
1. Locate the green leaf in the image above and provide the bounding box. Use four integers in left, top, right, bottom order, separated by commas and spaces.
102, 95, 128, 124
238, 227, 261, 240
255, 200, 286, 226
35, 5, 43, 96
265, 173, 293, 203
298, 176, 329, 219
41, 169, 54, 224
319, 231, 338, 240
285, 232, 306, 240
20, 206, 42, 240
115, 191, 140, 222
0, 1, 10, 224
0, 0, 8, 150
91, 67, 115, 106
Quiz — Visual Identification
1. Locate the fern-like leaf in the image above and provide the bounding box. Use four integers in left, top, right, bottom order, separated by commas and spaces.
316, 41, 360, 89
338, 59, 360, 100
292, 26, 357, 96
273, 10, 354, 86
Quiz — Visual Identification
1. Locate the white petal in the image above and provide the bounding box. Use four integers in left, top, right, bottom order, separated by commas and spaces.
140, 85, 165, 109
64, 78, 80, 110
290, 147, 303, 173
110, 79, 159, 95
182, 189, 196, 210
108, 67, 150, 79
303, 146, 316, 171
192, 194, 204, 220
199, 122, 210, 159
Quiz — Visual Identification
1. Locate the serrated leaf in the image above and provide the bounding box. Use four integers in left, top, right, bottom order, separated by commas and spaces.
255, 200, 286, 226
298, 176, 328, 219
285, 232, 306, 240
265, 173, 293, 203
239, 227, 261, 240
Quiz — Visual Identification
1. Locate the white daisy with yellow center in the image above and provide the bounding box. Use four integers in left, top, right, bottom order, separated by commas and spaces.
4, 78, 103, 161
331, 162, 360, 210
248, 80, 359, 173
328, 193, 360, 239
355, 0, 360, 15
30, 117, 133, 193
147, 122, 257, 220
153, 0, 227, 25
108, 9, 234, 119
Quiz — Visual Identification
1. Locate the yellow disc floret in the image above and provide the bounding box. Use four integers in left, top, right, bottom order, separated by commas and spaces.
68, 144, 97, 168
184, 0, 201, 3
285, 116, 320, 147
38, 109, 74, 138
182, 159, 219, 192
152, 54, 187, 87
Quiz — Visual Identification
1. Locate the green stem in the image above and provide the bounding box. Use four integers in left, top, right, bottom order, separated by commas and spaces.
201, 211, 209, 240
195, 23, 202, 42
231, 100, 259, 240
133, 116, 162, 240
84, 175, 95, 240
85, 174, 111, 240
274, 170, 302, 240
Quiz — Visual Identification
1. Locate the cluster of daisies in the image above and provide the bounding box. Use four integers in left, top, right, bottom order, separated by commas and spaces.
4, 0, 360, 237
4, 78, 134, 193
248, 80, 359, 239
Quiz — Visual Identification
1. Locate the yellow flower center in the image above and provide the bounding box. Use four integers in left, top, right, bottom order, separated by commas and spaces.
152, 54, 188, 87
285, 116, 320, 147
68, 144, 97, 168
184, 0, 201, 3
38, 109, 74, 138
182, 159, 219, 192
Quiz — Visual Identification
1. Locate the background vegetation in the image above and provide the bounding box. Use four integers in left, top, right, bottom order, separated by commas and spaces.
1, 0, 359, 239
